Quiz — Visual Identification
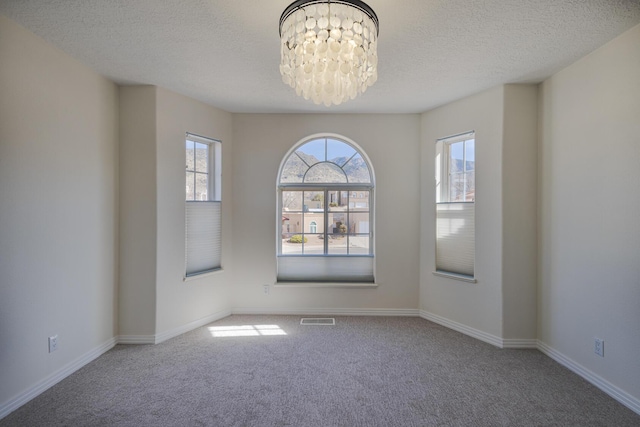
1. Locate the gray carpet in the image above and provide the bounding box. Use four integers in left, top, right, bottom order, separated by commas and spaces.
2, 315, 639, 426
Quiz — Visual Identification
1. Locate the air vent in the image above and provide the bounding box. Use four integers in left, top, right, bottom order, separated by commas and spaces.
300, 318, 335, 326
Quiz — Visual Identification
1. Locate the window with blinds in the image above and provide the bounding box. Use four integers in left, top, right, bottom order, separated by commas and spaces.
185, 133, 222, 277
435, 132, 475, 280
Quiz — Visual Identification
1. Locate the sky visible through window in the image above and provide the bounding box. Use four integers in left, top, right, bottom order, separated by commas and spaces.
297, 138, 357, 162
450, 140, 475, 165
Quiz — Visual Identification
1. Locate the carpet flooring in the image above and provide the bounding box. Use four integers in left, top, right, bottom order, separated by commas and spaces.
2, 315, 639, 426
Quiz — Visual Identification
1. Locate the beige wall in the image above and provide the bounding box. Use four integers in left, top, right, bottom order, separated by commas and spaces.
155, 87, 233, 335
0, 15, 118, 407
502, 84, 538, 340
118, 86, 157, 337
420, 86, 505, 337
118, 86, 234, 338
420, 84, 539, 342
538, 24, 640, 400
231, 114, 421, 311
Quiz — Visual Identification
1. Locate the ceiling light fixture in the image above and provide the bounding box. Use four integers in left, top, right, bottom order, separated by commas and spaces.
279, 0, 379, 106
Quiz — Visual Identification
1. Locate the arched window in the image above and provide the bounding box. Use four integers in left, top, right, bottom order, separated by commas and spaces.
277, 135, 374, 283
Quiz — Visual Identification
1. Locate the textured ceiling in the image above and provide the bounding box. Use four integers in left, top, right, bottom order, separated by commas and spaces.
1, 0, 639, 113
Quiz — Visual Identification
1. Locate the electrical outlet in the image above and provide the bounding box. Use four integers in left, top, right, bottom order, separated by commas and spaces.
48, 335, 58, 353
263, 284, 270, 294
594, 338, 604, 357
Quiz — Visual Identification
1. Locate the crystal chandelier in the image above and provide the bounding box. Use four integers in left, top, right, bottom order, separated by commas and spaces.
279, 0, 379, 106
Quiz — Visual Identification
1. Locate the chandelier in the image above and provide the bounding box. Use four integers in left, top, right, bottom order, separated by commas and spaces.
279, 0, 379, 106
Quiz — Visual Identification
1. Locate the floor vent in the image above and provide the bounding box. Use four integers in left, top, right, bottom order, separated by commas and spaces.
300, 318, 335, 326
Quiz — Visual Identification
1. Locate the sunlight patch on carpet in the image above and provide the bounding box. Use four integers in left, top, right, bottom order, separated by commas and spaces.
208, 325, 287, 338
300, 318, 336, 325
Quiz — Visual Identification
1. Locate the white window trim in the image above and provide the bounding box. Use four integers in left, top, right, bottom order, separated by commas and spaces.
273, 281, 379, 288
185, 133, 223, 278
432, 270, 477, 283
183, 268, 225, 282
435, 131, 475, 280
276, 134, 376, 283
436, 131, 474, 204
186, 133, 222, 202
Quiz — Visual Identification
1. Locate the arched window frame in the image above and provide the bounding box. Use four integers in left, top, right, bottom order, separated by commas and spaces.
276, 134, 375, 283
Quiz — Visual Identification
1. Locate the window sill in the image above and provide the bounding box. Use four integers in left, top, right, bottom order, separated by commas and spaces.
274, 282, 378, 289
432, 271, 476, 283
183, 268, 223, 282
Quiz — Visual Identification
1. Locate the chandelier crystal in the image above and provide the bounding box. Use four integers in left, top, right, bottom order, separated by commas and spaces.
279, 0, 379, 106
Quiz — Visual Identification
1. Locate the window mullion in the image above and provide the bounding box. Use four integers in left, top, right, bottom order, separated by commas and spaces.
324, 189, 329, 254
369, 192, 373, 255
462, 141, 467, 201
277, 190, 282, 254
192, 165, 196, 201
193, 145, 198, 201
346, 195, 350, 255
209, 146, 213, 201
324, 138, 328, 162
302, 191, 306, 254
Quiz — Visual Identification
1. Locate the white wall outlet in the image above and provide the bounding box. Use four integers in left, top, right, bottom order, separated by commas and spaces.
48, 335, 58, 353
263, 283, 270, 295
594, 338, 604, 357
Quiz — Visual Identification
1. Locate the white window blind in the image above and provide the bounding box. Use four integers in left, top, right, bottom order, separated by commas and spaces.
278, 255, 374, 283
186, 201, 221, 276
436, 203, 474, 277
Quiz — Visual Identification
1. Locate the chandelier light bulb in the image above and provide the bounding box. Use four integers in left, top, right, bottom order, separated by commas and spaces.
279, 0, 379, 106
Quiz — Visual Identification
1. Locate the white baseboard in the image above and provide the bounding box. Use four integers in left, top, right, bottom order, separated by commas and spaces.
154, 309, 232, 344
117, 309, 232, 345
419, 310, 539, 349
502, 338, 538, 349
419, 311, 640, 414
420, 310, 504, 348
117, 335, 156, 345
0, 337, 117, 420
0, 310, 233, 420
231, 307, 420, 317
538, 340, 640, 416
